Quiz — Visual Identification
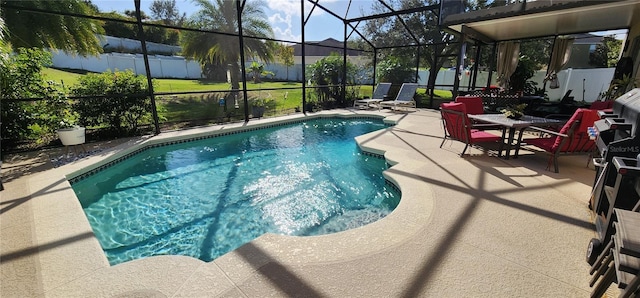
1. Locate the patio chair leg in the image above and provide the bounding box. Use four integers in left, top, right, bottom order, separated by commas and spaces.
461, 144, 469, 156
553, 154, 559, 173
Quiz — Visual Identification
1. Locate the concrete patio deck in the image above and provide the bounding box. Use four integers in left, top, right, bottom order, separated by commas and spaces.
1, 108, 606, 297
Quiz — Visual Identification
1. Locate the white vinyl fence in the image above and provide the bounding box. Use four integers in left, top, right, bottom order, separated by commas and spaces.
52, 49, 614, 102
51, 51, 203, 79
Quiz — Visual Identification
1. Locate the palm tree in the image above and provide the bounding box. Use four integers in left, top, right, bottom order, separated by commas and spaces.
181, 0, 275, 91
0, 0, 103, 55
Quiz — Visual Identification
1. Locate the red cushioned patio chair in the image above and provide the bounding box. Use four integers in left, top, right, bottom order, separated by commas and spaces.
519, 108, 600, 173
589, 100, 614, 112
455, 96, 485, 115
455, 95, 504, 130
440, 102, 504, 157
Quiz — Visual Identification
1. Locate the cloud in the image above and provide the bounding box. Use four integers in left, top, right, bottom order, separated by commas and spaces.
273, 26, 301, 43
265, 0, 343, 17
269, 13, 300, 42
266, 0, 304, 16
265, 0, 347, 42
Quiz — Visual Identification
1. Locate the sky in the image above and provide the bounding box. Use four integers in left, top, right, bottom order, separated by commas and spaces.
93, 0, 376, 42
93, 0, 628, 42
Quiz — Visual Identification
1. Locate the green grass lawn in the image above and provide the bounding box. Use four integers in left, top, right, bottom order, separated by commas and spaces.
44, 68, 452, 124
42, 68, 83, 86
154, 79, 227, 93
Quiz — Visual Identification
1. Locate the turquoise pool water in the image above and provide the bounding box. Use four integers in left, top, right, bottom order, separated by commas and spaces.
72, 118, 400, 265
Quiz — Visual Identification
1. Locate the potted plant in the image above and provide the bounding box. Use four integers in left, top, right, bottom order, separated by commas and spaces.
251, 98, 266, 118
57, 120, 86, 146
501, 103, 528, 120
304, 96, 318, 113
56, 114, 86, 146
602, 74, 639, 100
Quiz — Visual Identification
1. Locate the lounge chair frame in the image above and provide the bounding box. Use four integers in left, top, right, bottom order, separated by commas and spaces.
353, 83, 392, 110
379, 83, 419, 111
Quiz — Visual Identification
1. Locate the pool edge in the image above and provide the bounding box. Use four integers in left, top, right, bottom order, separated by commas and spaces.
41, 109, 435, 294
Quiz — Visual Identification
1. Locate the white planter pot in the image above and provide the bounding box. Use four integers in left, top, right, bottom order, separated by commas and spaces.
57, 127, 86, 146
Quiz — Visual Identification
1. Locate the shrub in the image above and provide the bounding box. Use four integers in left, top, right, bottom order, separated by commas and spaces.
376, 57, 415, 84
306, 53, 358, 108
0, 48, 70, 143
71, 70, 152, 134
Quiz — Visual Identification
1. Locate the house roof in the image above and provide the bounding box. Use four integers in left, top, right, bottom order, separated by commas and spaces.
291, 38, 364, 56
442, 0, 640, 43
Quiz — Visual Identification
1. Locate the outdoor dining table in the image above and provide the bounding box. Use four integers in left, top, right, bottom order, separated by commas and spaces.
468, 114, 564, 159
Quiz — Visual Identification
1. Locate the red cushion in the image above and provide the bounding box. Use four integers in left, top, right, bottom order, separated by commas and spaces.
589, 100, 614, 110
552, 109, 598, 151
441, 102, 470, 140
470, 130, 502, 143
527, 137, 555, 152
524, 108, 599, 153
441, 102, 501, 145
455, 96, 484, 115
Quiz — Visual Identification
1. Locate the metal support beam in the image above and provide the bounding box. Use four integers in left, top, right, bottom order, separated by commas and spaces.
373, 48, 378, 89
348, 4, 440, 22
237, 0, 249, 122
453, 41, 466, 98
134, 0, 160, 135
343, 23, 348, 103
487, 43, 497, 89
301, 0, 307, 114
415, 46, 421, 84
471, 43, 482, 90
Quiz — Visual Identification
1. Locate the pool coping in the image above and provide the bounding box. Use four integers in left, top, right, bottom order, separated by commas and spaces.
5, 107, 602, 297
31, 109, 435, 295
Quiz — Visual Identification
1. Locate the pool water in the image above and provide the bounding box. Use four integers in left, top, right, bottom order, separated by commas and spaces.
72, 118, 400, 265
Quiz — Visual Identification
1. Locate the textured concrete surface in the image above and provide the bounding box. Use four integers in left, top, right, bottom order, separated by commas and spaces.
1, 108, 605, 297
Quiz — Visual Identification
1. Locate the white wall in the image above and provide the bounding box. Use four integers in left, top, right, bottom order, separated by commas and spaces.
101, 35, 181, 55
51, 51, 203, 79
546, 68, 614, 102
417, 67, 614, 102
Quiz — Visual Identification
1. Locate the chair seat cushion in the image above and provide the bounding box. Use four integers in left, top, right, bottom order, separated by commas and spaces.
526, 137, 555, 151
470, 130, 501, 143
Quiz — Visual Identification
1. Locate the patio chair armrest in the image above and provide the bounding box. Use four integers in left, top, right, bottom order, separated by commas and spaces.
526, 126, 568, 138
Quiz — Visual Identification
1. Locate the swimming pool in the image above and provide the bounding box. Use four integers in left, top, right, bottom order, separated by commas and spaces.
72, 117, 400, 265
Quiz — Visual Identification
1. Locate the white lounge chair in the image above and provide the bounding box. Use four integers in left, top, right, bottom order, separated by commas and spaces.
379, 83, 419, 111
353, 83, 392, 110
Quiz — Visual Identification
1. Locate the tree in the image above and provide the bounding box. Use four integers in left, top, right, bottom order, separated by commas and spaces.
376, 56, 414, 84
363, 0, 459, 95
276, 43, 294, 81
590, 35, 623, 68
0, 0, 103, 55
100, 11, 180, 47
149, 0, 185, 26
246, 61, 273, 83
509, 55, 538, 94
124, 9, 149, 19
181, 0, 275, 94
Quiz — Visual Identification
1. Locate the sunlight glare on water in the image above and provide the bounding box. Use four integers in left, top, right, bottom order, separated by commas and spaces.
72, 118, 400, 264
